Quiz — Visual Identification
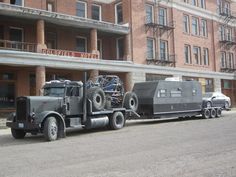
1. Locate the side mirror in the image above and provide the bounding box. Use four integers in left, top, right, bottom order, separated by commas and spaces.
212, 96, 216, 99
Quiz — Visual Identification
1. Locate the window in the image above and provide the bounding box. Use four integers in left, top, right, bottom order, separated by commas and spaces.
224, 1, 230, 16
193, 46, 201, 64
92, 4, 101, 21
183, 15, 190, 33
0, 26, 3, 47
221, 52, 226, 68
76, 1, 87, 18
46, 32, 57, 49
76, 37, 87, 52
157, 89, 167, 98
117, 38, 124, 60
9, 27, 23, 49
158, 8, 167, 26
147, 38, 155, 59
219, 25, 225, 40
160, 40, 168, 60
0, 82, 15, 109
200, 0, 206, 9
97, 39, 102, 58
191, 0, 197, 6
47, 1, 55, 12
115, 2, 123, 24
201, 19, 207, 37
205, 79, 213, 92
10, 0, 23, 6
192, 17, 199, 35
171, 90, 182, 97
184, 45, 191, 64
226, 28, 232, 41
228, 53, 234, 69
146, 4, 154, 24
203, 48, 209, 66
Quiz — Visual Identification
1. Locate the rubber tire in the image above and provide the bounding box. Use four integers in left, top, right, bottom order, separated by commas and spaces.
43, 117, 58, 141
206, 101, 212, 108
123, 92, 138, 112
202, 109, 210, 119
11, 128, 26, 139
109, 111, 125, 130
210, 109, 216, 118
224, 101, 230, 110
216, 108, 222, 118
87, 87, 105, 111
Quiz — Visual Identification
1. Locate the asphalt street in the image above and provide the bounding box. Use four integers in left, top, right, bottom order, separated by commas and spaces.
0, 110, 236, 177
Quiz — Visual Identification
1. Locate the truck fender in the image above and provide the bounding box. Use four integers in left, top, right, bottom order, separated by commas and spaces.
37, 111, 66, 138
7, 112, 16, 122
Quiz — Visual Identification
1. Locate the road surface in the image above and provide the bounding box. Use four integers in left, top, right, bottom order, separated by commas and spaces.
0, 111, 236, 177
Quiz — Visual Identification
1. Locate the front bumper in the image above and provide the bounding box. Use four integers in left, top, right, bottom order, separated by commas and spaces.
6, 121, 40, 131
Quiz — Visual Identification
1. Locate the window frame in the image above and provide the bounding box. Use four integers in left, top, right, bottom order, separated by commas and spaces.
92, 4, 102, 21
146, 4, 154, 24
203, 48, 209, 66
115, 2, 123, 24
183, 14, 190, 33
200, 0, 206, 9
146, 38, 155, 60
116, 37, 124, 60
159, 40, 168, 61
76, 36, 87, 53
76, 0, 87, 18
201, 19, 208, 37
192, 17, 199, 36
158, 7, 167, 26
193, 46, 201, 65
220, 51, 227, 68
184, 44, 191, 64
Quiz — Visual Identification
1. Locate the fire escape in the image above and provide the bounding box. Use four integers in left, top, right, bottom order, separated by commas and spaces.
218, 1, 236, 73
145, 0, 176, 67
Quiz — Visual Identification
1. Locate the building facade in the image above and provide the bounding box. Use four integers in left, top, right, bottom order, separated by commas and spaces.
0, 0, 235, 113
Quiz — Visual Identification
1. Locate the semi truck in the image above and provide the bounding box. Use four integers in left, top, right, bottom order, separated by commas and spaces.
6, 74, 223, 141
6, 73, 139, 141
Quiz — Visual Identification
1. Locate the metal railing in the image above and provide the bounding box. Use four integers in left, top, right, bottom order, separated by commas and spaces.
0, 39, 37, 52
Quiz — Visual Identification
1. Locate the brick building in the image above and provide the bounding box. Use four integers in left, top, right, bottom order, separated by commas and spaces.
0, 0, 235, 112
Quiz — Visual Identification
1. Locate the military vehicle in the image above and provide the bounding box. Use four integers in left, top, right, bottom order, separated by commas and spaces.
6, 73, 138, 141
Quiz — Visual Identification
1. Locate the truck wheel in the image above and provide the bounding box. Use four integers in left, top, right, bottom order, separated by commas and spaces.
109, 111, 125, 130
216, 108, 222, 118
123, 92, 138, 112
210, 109, 216, 118
202, 109, 210, 119
87, 87, 105, 111
43, 117, 58, 141
11, 128, 26, 139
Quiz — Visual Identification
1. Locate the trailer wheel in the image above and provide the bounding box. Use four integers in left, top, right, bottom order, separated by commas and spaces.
123, 92, 138, 112
202, 109, 210, 119
210, 109, 216, 118
87, 87, 105, 111
109, 111, 125, 130
43, 117, 58, 141
11, 128, 26, 139
216, 108, 222, 118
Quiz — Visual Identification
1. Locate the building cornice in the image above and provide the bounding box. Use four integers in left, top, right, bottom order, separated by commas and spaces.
0, 3, 129, 35
0, 50, 235, 80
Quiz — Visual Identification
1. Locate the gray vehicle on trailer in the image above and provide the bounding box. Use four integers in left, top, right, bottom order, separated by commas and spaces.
6, 73, 138, 141
132, 80, 222, 119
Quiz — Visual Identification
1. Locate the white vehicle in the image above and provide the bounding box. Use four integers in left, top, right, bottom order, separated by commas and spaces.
202, 92, 231, 110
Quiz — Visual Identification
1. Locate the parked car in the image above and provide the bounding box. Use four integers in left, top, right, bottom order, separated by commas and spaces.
202, 92, 231, 110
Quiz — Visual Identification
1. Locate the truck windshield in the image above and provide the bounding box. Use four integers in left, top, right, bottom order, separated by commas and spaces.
43, 87, 65, 97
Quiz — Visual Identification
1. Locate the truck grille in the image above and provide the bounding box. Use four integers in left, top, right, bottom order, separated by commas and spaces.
16, 97, 28, 121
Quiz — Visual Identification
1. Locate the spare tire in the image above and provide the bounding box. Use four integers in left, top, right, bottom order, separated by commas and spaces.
87, 87, 105, 111
123, 92, 138, 112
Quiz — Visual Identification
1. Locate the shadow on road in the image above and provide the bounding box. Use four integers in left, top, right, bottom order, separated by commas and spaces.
1, 115, 224, 146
